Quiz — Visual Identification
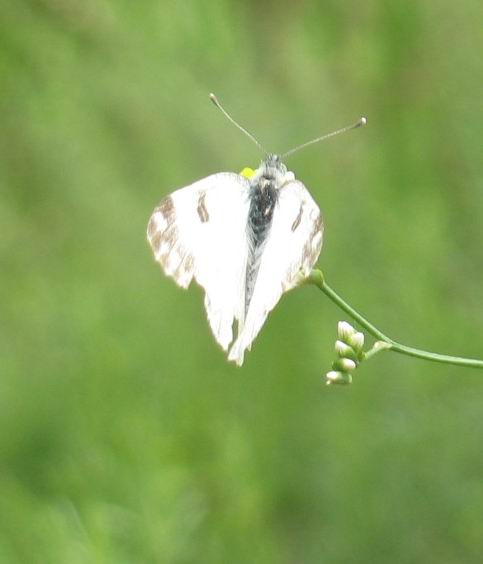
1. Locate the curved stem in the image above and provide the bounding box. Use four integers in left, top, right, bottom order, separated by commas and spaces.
306, 269, 483, 369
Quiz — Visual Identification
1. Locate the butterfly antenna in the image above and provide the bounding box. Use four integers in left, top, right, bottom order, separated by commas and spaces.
209, 93, 266, 154
281, 116, 367, 159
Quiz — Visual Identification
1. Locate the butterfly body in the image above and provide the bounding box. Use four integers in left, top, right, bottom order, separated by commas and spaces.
245, 155, 288, 317
147, 154, 323, 365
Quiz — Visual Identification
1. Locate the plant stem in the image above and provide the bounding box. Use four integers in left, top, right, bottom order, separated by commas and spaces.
306, 269, 483, 369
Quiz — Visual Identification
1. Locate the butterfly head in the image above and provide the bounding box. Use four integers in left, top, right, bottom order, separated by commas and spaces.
247, 153, 295, 188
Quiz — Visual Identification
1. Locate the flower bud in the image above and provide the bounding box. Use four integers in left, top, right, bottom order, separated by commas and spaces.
338, 321, 356, 343
326, 370, 352, 385
349, 331, 365, 353
335, 340, 356, 359
333, 358, 357, 372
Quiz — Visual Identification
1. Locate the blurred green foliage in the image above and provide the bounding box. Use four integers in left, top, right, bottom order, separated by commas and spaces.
1, 1, 483, 562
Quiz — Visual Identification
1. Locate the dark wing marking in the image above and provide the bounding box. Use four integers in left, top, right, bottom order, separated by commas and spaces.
197, 191, 209, 223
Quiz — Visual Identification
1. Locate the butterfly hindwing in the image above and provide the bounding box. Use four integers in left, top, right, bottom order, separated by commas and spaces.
228, 180, 323, 365
147, 173, 251, 351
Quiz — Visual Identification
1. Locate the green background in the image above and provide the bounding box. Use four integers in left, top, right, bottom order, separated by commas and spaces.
1, 1, 482, 562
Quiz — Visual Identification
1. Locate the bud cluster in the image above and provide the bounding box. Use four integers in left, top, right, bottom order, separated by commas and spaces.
326, 322, 365, 385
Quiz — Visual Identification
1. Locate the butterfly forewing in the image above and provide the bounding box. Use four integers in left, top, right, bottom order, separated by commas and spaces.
147, 173, 251, 351
228, 180, 323, 365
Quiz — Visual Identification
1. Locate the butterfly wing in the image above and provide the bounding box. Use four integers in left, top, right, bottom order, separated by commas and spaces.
147, 173, 250, 351
228, 180, 323, 365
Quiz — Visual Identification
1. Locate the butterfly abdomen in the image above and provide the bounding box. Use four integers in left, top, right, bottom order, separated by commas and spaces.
245, 178, 278, 314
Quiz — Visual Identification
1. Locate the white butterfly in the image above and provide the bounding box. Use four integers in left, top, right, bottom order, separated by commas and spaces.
147, 94, 365, 366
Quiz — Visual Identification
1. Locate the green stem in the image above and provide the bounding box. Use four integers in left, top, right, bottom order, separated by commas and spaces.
306, 269, 483, 369
362, 341, 392, 362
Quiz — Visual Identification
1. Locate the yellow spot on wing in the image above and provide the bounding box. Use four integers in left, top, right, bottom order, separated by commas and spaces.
240, 167, 255, 179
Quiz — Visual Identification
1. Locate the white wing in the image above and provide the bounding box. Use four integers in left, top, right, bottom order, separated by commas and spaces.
147, 173, 250, 351
228, 180, 323, 365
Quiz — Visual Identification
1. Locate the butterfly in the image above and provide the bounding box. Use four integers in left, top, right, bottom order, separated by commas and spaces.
147, 94, 366, 366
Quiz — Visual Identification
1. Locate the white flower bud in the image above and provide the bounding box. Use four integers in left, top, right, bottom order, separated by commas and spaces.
326, 370, 352, 385
349, 331, 365, 353
326, 370, 341, 381
335, 340, 354, 358
332, 357, 357, 372
339, 358, 357, 372
338, 321, 356, 343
